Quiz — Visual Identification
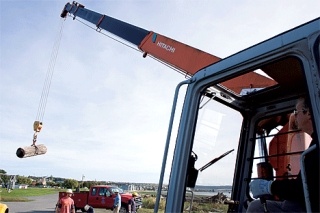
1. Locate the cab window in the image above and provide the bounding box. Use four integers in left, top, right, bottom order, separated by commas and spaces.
91, 187, 97, 196
99, 188, 107, 196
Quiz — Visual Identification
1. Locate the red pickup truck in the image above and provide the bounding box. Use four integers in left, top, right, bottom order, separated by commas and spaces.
57, 185, 142, 212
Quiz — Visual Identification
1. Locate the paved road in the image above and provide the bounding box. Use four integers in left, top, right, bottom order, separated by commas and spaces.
2, 193, 57, 213
2, 193, 112, 213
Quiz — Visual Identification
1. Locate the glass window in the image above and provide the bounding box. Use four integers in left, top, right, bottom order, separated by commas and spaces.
252, 113, 312, 181
183, 94, 242, 211
91, 187, 97, 196
192, 97, 241, 186
99, 188, 106, 196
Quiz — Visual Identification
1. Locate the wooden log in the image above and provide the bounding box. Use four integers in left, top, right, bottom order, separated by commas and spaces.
16, 144, 47, 158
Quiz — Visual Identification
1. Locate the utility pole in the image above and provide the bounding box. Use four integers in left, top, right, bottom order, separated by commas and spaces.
81, 175, 85, 188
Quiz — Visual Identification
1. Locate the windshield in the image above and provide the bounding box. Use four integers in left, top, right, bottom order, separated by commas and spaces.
192, 96, 242, 186
181, 94, 242, 211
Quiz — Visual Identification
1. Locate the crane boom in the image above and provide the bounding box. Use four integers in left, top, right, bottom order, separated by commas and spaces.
60, 1, 276, 90
61, 1, 220, 76
61, 2, 276, 91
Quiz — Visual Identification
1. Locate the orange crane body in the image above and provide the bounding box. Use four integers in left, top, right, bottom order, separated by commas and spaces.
61, 1, 276, 94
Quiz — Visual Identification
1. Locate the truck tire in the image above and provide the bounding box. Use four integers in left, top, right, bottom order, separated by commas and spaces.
119, 204, 128, 213
74, 206, 81, 212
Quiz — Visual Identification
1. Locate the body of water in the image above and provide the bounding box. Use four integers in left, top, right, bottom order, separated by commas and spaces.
190, 190, 232, 197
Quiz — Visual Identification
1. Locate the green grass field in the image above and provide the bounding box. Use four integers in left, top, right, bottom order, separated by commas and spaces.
0, 187, 59, 202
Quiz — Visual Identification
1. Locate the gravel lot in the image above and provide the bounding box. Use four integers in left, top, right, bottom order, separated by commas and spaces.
2, 193, 112, 213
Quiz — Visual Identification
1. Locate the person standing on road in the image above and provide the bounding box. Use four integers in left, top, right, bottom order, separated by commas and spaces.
128, 192, 138, 213
113, 189, 121, 213
56, 189, 76, 213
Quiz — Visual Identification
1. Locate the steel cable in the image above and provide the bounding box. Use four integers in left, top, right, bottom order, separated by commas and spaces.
36, 19, 65, 122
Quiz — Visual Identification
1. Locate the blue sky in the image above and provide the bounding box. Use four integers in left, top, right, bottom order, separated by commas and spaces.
1, 0, 319, 185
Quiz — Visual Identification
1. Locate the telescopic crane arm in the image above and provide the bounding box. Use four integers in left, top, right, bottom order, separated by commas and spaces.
61, 1, 220, 76
61, 2, 276, 93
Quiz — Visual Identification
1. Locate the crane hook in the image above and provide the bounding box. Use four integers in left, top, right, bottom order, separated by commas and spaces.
32, 121, 43, 146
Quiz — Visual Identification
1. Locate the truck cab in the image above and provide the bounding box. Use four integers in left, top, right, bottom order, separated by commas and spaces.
88, 185, 142, 211
86, 185, 117, 209
157, 18, 319, 212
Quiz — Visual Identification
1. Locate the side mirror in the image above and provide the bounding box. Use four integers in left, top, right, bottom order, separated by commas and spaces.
186, 152, 198, 188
